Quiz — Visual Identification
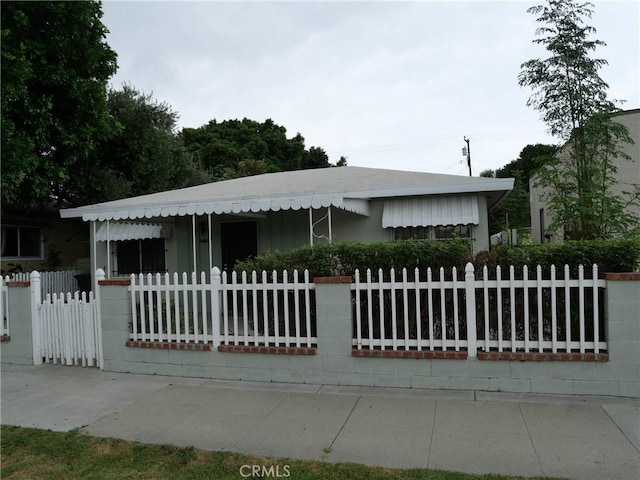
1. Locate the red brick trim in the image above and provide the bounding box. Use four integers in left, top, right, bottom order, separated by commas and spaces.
6, 281, 30, 287
99, 278, 131, 286
125, 340, 211, 351
352, 349, 467, 359
1, 335, 10, 342
477, 351, 609, 362
604, 272, 640, 281
313, 276, 353, 284
217, 345, 317, 355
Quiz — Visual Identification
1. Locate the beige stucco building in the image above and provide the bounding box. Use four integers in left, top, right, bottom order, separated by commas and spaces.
530, 109, 640, 243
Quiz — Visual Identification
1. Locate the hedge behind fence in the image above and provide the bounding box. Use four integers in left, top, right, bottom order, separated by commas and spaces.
235, 238, 640, 278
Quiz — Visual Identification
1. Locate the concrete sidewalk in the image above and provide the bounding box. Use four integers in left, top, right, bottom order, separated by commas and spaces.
1, 364, 638, 480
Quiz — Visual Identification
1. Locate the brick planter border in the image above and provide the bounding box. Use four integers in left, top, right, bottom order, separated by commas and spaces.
217, 345, 316, 355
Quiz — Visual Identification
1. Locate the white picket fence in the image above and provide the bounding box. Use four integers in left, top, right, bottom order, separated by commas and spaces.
129, 268, 316, 348
11, 269, 89, 297
352, 263, 607, 356
1, 276, 9, 338
35, 291, 100, 367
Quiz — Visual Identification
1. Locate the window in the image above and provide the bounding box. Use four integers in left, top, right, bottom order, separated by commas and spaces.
116, 239, 166, 275
393, 225, 472, 242
434, 225, 471, 240
1, 226, 43, 259
393, 226, 431, 241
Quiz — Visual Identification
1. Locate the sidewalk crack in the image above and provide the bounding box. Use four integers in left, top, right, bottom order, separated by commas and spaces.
519, 403, 546, 477
323, 395, 362, 459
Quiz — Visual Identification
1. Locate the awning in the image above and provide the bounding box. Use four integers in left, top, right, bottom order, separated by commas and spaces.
73, 195, 369, 221
382, 196, 480, 228
95, 222, 165, 242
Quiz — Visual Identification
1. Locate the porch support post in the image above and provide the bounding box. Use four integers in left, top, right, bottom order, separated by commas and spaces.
208, 213, 212, 270
91, 221, 97, 290
192, 214, 197, 273
106, 220, 111, 279
308, 208, 313, 246
328, 206, 333, 243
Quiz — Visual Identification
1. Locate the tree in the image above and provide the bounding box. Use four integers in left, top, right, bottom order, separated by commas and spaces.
1, 1, 117, 208
181, 118, 332, 182
69, 85, 209, 204
518, 0, 637, 239
484, 144, 557, 234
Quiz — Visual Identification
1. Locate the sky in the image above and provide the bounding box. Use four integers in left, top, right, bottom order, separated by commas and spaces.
101, 0, 639, 177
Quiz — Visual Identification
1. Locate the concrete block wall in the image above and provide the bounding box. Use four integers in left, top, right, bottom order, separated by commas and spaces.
95, 275, 640, 398
1, 282, 34, 365
3, 273, 638, 398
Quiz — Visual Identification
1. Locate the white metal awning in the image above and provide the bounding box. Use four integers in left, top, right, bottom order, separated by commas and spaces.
75, 195, 369, 222
95, 222, 165, 242
382, 196, 480, 228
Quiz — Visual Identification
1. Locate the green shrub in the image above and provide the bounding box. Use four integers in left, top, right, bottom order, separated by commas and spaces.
235, 238, 639, 279
477, 238, 640, 276
234, 240, 473, 278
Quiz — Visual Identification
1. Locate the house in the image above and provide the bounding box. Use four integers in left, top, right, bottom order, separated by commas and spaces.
1, 204, 90, 275
530, 108, 640, 243
59, 166, 514, 280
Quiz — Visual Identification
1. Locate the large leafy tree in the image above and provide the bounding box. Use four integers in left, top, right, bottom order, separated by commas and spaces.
181, 118, 332, 181
482, 144, 557, 234
1, 1, 117, 208
518, 0, 637, 240
70, 85, 209, 205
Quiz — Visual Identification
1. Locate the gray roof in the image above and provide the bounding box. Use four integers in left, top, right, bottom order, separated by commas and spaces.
60, 166, 514, 221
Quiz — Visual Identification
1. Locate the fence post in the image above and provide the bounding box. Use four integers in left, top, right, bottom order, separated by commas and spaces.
95, 268, 105, 369
464, 262, 477, 358
30, 271, 42, 366
210, 267, 221, 348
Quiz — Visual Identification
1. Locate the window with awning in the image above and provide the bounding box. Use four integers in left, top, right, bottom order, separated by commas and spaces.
382, 196, 480, 228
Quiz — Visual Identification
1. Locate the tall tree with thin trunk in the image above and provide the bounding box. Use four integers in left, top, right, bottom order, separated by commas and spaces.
518, 0, 638, 240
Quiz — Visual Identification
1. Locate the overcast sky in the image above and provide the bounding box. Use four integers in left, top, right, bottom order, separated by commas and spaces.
101, 0, 639, 176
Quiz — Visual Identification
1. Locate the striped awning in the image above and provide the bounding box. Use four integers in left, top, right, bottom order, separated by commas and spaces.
95, 222, 165, 242
382, 196, 480, 228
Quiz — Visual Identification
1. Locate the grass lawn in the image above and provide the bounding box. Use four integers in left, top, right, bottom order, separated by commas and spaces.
1, 425, 566, 480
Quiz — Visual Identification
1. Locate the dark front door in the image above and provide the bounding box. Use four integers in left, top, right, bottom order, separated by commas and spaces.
220, 221, 258, 271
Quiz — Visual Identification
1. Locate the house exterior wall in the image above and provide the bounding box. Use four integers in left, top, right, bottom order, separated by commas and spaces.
530, 109, 640, 243
1, 215, 88, 274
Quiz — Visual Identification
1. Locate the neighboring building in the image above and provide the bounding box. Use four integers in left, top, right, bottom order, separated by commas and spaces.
60, 166, 513, 279
530, 109, 640, 243
1, 205, 90, 274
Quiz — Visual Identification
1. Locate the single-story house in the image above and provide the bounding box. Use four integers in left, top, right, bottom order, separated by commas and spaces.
60, 166, 514, 280
530, 108, 640, 243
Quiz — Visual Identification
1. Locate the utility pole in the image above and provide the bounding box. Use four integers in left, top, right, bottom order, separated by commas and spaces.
462, 136, 472, 176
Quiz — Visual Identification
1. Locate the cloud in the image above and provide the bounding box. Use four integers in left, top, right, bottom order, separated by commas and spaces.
102, 0, 639, 174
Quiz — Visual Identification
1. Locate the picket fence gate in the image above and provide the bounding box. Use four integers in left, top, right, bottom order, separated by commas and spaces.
31, 272, 101, 368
